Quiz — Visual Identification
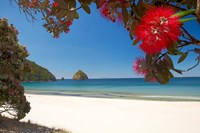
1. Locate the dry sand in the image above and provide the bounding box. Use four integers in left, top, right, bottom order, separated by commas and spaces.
22, 94, 200, 133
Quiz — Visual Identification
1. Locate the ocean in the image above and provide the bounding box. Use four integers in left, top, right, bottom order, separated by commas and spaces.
22, 77, 200, 101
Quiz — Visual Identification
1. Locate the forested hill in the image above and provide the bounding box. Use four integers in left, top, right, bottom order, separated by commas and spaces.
22, 60, 56, 81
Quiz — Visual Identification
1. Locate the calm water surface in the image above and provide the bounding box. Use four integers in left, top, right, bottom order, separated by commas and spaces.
23, 77, 200, 101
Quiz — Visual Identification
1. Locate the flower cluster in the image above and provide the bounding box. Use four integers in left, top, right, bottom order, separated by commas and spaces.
99, 0, 126, 22
133, 58, 148, 75
133, 57, 155, 81
27, 0, 51, 9
41, 0, 73, 38
134, 6, 181, 55
59, 20, 73, 33
46, 18, 73, 38
52, 1, 58, 7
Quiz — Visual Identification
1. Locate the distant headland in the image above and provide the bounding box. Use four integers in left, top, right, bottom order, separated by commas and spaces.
22, 60, 56, 81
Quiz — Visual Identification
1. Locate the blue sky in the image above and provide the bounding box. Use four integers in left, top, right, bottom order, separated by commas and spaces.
0, 1, 200, 79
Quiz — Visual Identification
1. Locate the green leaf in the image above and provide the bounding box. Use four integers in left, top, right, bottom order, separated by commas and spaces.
162, 67, 174, 79
164, 54, 174, 69
167, 43, 176, 54
55, 0, 68, 9
85, 0, 92, 5
159, 60, 168, 69
122, 7, 128, 25
130, 22, 136, 35
73, 11, 79, 19
179, 18, 196, 23
132, 38, 140, 46
145, 54, 152, 67
154, 71, 169, 84
172, 9, 196, 18
68, 0, 76, 9
82, 4, 91, 14
66, 12, 74, 21
167, 70, 174, 78
178, 52, 188, 63
145, 71, 153, 82
56, 10, 68, 19
167, 42, 182, 55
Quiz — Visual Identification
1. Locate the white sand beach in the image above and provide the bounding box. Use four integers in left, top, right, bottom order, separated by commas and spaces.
22, 94, 200, 133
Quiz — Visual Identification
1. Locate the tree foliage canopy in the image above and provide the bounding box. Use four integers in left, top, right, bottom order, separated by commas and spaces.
0, 18, 30, 120
11, 0, 200, 84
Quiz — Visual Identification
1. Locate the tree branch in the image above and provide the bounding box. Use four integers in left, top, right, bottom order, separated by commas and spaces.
196, 0, 200, 24
181, 27, 195, 40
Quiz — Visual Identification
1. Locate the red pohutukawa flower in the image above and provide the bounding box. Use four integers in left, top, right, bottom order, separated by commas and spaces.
99, 2, 116, 22
133, 58, 148, 75
52, 1, 58, 7
99, 0, 126, 22
133, 58, 156, 81
66, 21, 72, 26
135, 6, 181, 55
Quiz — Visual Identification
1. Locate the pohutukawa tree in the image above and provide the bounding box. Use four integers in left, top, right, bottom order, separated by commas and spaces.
11, 0, 200, 84
0, 18, 31, 120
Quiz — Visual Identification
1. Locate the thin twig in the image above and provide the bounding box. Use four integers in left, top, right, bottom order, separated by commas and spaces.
182, 59, 200, 72
181, 27, 195, 41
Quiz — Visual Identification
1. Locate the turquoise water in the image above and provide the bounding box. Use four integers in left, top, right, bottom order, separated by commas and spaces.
23, 77, 200, 101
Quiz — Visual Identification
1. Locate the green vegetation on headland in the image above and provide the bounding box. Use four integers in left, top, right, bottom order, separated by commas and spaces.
72, 70, 88, 80
22, 60, 56, 81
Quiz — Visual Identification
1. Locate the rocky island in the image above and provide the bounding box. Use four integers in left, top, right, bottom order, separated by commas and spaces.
72, 70, 88, 80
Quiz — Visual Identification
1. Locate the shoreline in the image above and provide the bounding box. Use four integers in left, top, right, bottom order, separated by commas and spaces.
25, 92, 200, 102
22, 94, 200, 133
